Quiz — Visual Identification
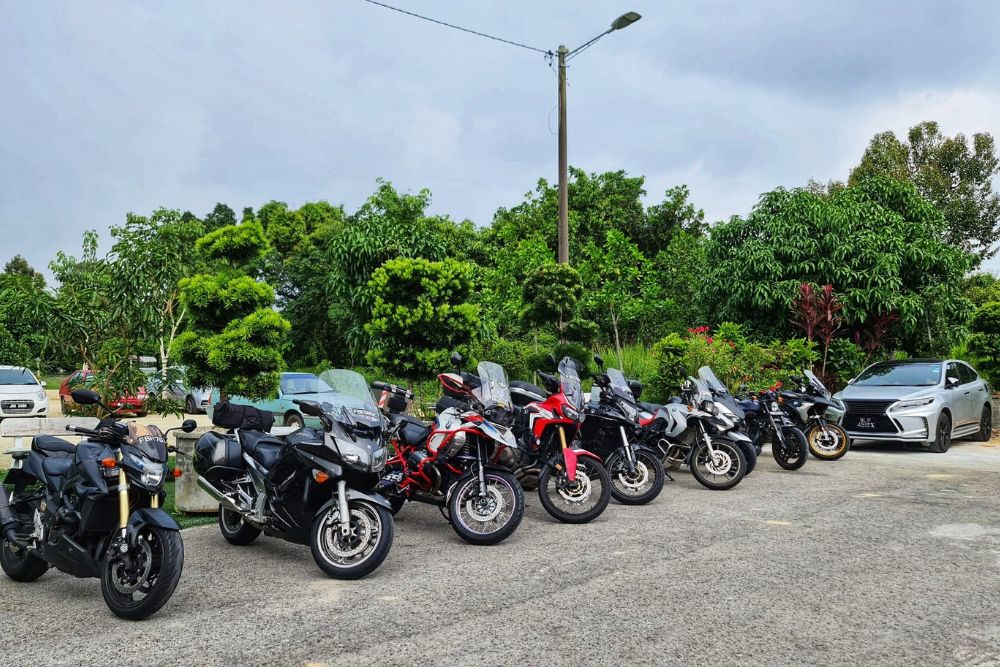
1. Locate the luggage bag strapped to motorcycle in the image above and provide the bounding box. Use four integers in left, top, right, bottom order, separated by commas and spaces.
212, 401, 275, 432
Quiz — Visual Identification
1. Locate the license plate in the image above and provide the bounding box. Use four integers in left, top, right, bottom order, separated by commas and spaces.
10, 403, 28, 409
855, 417, 876, 429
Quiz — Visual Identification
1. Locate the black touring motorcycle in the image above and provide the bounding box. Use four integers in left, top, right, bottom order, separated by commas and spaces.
193, 369, 394, 579
738, 386, 809, 470
1, 389, 192, 619
577, 355, 666, 505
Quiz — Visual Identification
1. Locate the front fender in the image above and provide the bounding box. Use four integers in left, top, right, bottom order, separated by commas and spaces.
126, 508, 180, 546
548, 447, 603, 482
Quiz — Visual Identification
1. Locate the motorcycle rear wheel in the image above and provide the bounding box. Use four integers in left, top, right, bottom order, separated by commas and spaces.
773, 427, 808, 470
219, 505, 262, 546
607, 449, 664, 505
806, 423, 850, 460
448, 470, 524, 545
0, 540, 48, 582
101, 526, 184, 621
537, 458, 612, 524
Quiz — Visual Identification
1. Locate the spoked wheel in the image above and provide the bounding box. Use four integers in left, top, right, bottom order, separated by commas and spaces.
606, 449, 665, 505
773, 427, 808, 470
690, 439, 746, 490
537, 458, 612, 524
807, 423, 851, 460
218, 505, 261, 546
101, 526, 184, 620
448, 470, 525, 545
310, 501, 394, 579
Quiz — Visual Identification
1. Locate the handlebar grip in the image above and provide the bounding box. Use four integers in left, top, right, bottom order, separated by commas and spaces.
371, 381, 390, 391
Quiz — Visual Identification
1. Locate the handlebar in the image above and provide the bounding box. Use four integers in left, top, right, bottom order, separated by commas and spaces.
371, 380, 415, 401
65, 424, 100, 437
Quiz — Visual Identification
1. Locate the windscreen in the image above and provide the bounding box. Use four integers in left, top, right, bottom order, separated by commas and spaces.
477, 361, 512, 410
607, 368, 637, 405
280, 373, 333, 395
854, 362, 941, 387
804, 369, 830, 398
317, 369, 381, 427
691, 378, 713, 404
558, 357, 584, 410
698, 366, 744, 418
0, 368, 37, 385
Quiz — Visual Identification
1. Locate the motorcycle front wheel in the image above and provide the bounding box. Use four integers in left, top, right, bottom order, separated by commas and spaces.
537, 458, 612, 524
606, 449, 665, 505
806, 422, 850, 460
690, 439, 746, 491
101, 526, 184, 620
448, 470, 525, 545
310, 500, 394, 580
773, 427, 809, 470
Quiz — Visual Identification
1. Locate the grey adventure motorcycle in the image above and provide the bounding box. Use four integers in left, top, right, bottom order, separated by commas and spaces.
193, 369, 394, 579
781, 370, 850, 460
1, 388, 192, 619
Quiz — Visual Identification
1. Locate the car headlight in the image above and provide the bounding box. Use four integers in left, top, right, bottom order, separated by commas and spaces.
36, 389, 47, 401
891, 397, 935, 411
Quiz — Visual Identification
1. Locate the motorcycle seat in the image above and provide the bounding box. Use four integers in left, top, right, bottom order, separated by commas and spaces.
510, 380, 546, 407
41, 456, 73, 478
32, 435, 77, 457
435, 396, 462, 414
238, 430, 285, 470
639, 401, 663, 413
390, 414, 431, 447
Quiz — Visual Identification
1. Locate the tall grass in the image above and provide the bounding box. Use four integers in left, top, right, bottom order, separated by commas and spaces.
593, 343, 658, 381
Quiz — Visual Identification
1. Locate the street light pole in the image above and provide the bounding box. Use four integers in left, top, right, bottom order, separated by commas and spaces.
555, 11, 642, 265
557, 44, 569, 265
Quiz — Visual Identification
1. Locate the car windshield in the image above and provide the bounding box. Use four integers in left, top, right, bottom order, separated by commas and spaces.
280, 373, 333, 395
477, 361, 512, 410
607, 368, 636, 405
558, 357, 584, 410
0, 368, 37, 385
317, 370, 381, 428
804, 369, 830, 398
853, 362, 942, 387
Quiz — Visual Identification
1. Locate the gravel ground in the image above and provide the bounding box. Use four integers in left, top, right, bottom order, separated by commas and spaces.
3, 437, 1000, 666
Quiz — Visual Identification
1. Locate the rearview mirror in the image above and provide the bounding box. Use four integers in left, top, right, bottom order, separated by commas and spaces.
450, 351, 463, 367
594, 354, 605, 369
545, 353, 556, 369
71, 388, 101, 405
181, 419, 197, 433
628, 379, 643, 399
946, 376, 960, 389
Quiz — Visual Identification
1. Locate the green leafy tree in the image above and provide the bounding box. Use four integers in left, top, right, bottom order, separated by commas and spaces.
963, 273, 1000, 309
174, 222, 290, 401
850, 121, 1000, 260
968, 302, 1000, 388
522, 263, 586, 343
628, 185, 707, 256
365, 258, 479, 379
203, 203, 237, 234
703, 177, 974, 352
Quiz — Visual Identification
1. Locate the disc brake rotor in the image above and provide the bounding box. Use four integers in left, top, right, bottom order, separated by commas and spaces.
705, 450, 733, 475
557, 466, 593, 503
111, 538, 153, 594
464, 486, 505, 523
325, 508, 375, 559
616, 460, 649, 489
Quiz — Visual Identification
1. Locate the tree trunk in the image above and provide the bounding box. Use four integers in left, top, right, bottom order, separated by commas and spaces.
612, 311, 623, 370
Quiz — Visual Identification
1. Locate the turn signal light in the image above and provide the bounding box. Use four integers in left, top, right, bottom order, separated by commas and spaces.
172, 468, 183, 479
99, 457, 117, 469
312, 470, 330, 484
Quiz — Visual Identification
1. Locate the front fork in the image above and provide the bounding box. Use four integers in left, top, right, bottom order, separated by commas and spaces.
619, 426, 637, 473
336, 480, 351, 537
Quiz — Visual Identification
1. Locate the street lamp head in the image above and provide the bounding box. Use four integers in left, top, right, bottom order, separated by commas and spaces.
611, 11, 642, 31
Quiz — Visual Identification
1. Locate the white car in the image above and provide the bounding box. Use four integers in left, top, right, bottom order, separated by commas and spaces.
0, 366, 48, 420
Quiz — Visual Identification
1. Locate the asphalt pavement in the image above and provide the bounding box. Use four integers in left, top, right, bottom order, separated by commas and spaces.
3, 438, 1000, 666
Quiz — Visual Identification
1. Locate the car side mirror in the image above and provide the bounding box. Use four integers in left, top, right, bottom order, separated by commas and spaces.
181, 419, 197, 433
71, 388, 101, 405
946, 376, 960, 389
450, 351, 463, 368
847, 378, 856, 385
594, 354, 605, 369
40, 380, 47, 387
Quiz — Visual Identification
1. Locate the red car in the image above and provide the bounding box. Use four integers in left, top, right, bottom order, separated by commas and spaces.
59, 370, 148, 416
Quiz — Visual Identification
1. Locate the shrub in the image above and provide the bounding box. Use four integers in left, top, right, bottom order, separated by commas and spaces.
968, 301, 1000, 388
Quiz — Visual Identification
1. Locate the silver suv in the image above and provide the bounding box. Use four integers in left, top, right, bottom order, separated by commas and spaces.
833, 359, 992, 453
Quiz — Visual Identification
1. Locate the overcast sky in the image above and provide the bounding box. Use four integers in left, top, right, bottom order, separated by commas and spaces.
2, 1, 999, 277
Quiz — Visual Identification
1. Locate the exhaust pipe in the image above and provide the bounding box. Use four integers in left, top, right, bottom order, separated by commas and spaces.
196, 476, 244, 514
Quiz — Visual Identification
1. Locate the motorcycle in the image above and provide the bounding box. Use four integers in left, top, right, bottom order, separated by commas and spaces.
1, 389, 192, 619
379, 355, 525, 546
507, 355, 612, 523
738, 386, 809, 470
696, 366, 759, 474
577, 355, 665, 505
635, 378, 751, 491
781, 370, 850, 461
193, 369, 394, 579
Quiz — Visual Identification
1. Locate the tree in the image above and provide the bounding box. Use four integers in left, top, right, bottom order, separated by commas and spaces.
968, 301, 1000, 388
963, 273, 1000, 309
365, 258, 479, 379
850, 121, 1000, 260
629, 185, 707, 256
704, 177, 974, 352
790, 283, 844, 377
521, 263, 586, 343
2, 255, 44, 287
203, 203, 237, 234
173, 222, 290, 401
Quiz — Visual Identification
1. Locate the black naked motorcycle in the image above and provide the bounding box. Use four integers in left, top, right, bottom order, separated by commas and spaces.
577, 355, 665, 505
781, 370, 851, 461
1, 389, 193, 620
193, 369, 394, 580
738, 387, 809, 470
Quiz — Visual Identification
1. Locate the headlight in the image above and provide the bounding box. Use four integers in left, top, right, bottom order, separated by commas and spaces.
620, 403, 637, 421
372, 447, 388, 472
891, 397, 935, 411
36, 389, 47, 401
129, 453, 166, 487
700, 400, 718, 415
833, 397, 845, 410
563, 406, 580, 421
